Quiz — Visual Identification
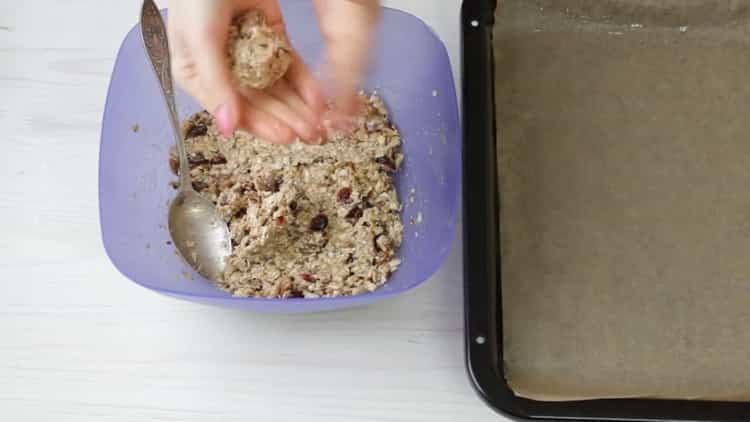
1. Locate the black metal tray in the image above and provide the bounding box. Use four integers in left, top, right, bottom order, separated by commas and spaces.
461, 0, 749, 420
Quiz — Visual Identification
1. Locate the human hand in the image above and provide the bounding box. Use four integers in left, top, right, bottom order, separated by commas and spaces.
168, 0, 325, 144
167, 0, 380, 143
314, 0, 380, 117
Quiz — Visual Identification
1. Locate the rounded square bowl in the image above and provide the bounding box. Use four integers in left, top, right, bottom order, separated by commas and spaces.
99, 0, 460, 313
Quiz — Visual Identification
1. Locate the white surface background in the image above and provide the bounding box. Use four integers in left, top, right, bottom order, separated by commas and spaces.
0, 1, 501, 420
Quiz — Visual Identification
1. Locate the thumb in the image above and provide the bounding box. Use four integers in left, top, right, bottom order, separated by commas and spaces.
185, 27, 242, 138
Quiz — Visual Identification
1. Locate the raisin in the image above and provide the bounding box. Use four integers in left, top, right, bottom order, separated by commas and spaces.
185, 122, 208, 139
234, 208, 247, 219
289, 289, 305, 298
169, 157, 179, 175
240, 183, 256, 195
302, 273, 316, 283
276, 216, 286, 225
346, 206, 364, 222
273, 177, 283, 193
345, 254, 354, 264
289, 200, 298, 211
191, 181, 209, 192
309, 214, 328, 231
375, 156, 396, 171
187, 152, 209, 167
210, 154, 227, 165
337, 187, 352, 203
166, 240, 172, 245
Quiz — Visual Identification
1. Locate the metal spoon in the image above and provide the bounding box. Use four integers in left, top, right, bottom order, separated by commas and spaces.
140, 0, 232, 281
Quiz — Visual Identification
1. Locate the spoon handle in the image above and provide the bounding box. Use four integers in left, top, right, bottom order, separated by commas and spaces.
140, 0, 191, 188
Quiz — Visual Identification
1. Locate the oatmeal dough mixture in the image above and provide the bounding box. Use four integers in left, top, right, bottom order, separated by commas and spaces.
227, 10, 292, 89
170, 94, 404, 298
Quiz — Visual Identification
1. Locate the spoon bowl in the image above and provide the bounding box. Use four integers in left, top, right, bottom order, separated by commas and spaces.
168, 190, 232, 281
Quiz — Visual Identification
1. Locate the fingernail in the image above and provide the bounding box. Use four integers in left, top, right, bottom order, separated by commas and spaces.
213, 104, 234, 138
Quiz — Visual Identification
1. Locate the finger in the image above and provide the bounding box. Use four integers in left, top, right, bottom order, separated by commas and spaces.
323, 41, 364, 113
242, 87, 319, 142
239, 106, 296, 145
267, 80, 323, 143
183, 19, 242, 137
313, 0, 379, 114
286, 53, 327, 116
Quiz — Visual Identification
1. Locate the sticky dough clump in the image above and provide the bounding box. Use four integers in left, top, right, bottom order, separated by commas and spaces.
228, 10, 292, 89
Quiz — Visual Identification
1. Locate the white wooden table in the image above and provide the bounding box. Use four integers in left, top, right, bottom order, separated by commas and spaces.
0, 1, 502, 420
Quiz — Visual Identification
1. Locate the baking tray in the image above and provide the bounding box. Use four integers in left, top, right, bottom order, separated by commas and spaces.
461, 0, 750, 420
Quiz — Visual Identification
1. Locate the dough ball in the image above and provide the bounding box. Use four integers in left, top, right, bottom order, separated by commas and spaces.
228, 10, 292, 90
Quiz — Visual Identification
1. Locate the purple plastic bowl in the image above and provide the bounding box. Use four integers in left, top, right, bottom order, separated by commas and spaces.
99, 0, 460, 313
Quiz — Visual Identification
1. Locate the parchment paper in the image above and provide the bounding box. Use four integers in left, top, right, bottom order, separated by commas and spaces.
496, 0, 750, 401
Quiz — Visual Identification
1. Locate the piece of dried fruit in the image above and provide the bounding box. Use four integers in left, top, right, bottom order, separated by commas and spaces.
346, 206, 364, 222
185, 122, 208, 139
301, 273, 316, 282
187, 152, 209, 167
276, 216, 285, 225
273, 177, 283, 192
375, 156, 396, 171
210, 154, 227, 165
289, 200, 298, 211
192, 181, 209, 192
337, 187, 352, 203
309, 214, 328, 231
234, 208, 247, 219
289, 289, 305, 298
